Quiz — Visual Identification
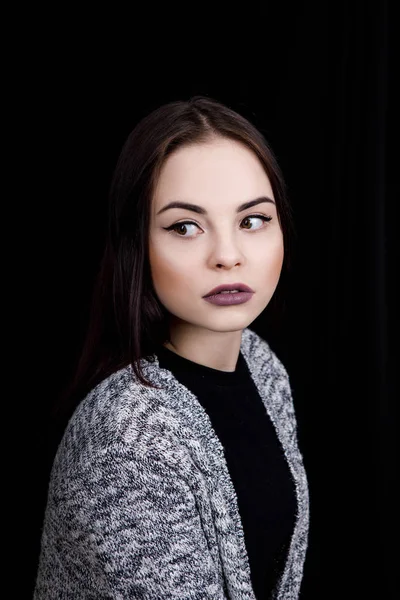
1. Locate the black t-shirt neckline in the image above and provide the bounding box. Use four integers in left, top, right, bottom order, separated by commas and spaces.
155, 343, 250, 387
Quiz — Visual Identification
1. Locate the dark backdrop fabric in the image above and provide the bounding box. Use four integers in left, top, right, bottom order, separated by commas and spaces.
22, 1, 396, 598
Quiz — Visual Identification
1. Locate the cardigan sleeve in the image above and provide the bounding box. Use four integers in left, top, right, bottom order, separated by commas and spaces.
34, 443, 229, 600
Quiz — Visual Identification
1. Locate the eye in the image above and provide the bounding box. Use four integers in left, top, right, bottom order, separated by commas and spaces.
164, 214, 273, 239
165, 221, 199, 237
241, 215, 272, 230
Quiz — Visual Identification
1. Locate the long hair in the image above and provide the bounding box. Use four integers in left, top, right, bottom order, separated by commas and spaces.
53, 95, 296, 432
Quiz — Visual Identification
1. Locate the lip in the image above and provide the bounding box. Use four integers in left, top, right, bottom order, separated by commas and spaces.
203, 282, 255, 298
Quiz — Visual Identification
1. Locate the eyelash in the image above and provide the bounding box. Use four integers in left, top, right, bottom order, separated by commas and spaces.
164, 214, 273, 239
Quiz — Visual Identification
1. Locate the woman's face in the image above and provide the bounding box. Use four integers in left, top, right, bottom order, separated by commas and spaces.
148, 137, 284, 341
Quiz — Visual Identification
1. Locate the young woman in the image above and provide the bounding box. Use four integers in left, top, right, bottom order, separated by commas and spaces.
34, 96, 309, 599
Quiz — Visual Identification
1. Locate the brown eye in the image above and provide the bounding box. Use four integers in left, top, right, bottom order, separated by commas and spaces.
176, 224, 187, 235
241, 215, 272, 230
164, 214, 272, 239
242, 217, 252, 229
165, 221, 200, 237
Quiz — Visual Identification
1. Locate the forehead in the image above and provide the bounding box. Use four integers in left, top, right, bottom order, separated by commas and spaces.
153, 138, 273, 206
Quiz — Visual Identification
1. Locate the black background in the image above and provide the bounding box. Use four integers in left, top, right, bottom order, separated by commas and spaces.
19, 1, 396, 598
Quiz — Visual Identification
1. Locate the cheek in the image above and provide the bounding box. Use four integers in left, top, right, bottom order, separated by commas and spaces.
262, 235, 285, 280
272, 242, 285, 273
149, 242, 193, 296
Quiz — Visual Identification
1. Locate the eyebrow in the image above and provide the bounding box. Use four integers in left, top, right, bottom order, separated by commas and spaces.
156, 196, 275, 216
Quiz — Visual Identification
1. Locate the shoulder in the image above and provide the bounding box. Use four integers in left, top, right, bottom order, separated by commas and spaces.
56, 363, 172, 470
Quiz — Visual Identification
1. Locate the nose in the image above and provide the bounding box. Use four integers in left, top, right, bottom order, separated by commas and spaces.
208, 234, 245, 269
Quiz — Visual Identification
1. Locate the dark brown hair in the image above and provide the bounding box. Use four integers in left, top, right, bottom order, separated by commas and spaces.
53, 95, 296, 429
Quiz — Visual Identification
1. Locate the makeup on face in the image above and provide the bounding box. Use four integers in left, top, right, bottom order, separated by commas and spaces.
148, 139, 284, 344
203, 291, 254, 306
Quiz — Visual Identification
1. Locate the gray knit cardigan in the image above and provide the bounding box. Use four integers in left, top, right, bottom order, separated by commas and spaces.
34, 327, 309, 599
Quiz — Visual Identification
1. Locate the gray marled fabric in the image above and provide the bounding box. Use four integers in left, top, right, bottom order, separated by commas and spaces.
34, 327, 309, 599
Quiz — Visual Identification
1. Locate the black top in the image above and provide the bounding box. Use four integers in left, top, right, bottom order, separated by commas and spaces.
156, 343, 297, 600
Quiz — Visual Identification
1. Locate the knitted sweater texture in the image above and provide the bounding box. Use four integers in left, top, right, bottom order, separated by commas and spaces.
34, 327, 309, 599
